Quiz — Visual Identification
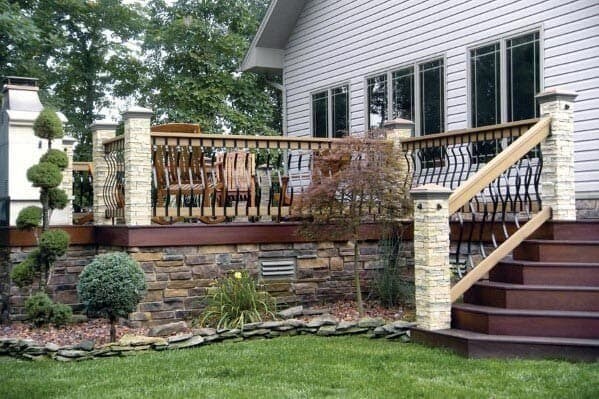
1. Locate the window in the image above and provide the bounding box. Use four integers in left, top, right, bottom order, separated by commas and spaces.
367, 75, 387, 129
366, 57, 445, 136
312, 85, 349, 138
419, 59, 445, 135
469, 31, 541, 127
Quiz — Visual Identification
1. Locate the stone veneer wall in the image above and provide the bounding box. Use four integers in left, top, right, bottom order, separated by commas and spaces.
4, 240, 414, 327
576, 199, 599, 219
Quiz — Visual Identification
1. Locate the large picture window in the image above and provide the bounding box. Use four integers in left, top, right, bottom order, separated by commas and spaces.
366, 57, 445, 136
470, 43, 501, 128
507, 32, 540, 122
311, 85, 349, 138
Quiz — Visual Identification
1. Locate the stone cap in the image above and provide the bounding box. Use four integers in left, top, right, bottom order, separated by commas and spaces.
123, 106, 153, 120
410, 183, 452, 199
536, 87, 578, 103
383, 118, 415, 129
91, 119, 119, 132
61, 135, 77, 145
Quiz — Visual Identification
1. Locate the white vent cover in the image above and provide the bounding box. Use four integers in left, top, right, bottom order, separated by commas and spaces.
260, 258, 296, 279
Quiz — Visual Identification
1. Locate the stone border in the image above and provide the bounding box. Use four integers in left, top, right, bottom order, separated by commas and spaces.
0, 317, 416, 361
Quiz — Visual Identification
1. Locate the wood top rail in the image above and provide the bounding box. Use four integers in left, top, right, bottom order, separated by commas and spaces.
102, 135, 124, 146
149, 132, 337, 150
448, 116, 551, 215
401, 118, 539, 149
72, 162, 92, 172
450, 207, 552, 302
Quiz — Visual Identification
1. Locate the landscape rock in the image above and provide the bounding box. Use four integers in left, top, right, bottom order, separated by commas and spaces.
306, 315, 337, 328
317, 325, 337, 336
192, 327, 216, 336
148, 321, 188, 337
167, 333, 193, 343
168, 335, 204, 349
277, 306, 303, 319
73, 340, 95, 351
57, 349, 89, 358
119, 334, 167, 347
357, 317, 385, 328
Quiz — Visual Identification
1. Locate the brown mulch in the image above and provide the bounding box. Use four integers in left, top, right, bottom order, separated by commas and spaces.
0, 300, 413, 347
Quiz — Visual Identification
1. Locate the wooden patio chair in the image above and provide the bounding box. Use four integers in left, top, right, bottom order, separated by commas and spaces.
210, 151, 256, 216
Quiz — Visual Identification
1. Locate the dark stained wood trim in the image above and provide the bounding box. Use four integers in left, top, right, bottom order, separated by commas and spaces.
0, 226, 95, 247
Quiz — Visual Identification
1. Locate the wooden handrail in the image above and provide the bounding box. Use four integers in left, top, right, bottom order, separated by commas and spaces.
448, 116, 551, 214
450, 206, 552, 302
102, 135, 124, 146
401, 118, 539, 148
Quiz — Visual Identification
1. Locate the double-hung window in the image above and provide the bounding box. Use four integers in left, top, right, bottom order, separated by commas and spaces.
367, 58, 445, 136
312, 84, 349, 138
469, 31, 541, 162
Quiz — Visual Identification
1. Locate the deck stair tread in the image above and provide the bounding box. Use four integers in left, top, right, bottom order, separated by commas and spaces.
452, 303, 599, 318
471, 281, 599, 292
414, 328, 599, 347
523, 239, 599, 245
498, 259, 599, 267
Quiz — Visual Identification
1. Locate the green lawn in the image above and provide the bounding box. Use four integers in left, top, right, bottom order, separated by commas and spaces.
0, 336, 597, 399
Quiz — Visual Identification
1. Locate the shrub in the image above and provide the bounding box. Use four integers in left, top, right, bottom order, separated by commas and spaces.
16, 206, 42, 230
11, 259, 36, 288
47, 188, 69, 210
40, 149, 69, 170
78, 252, 146, 342
39, 230, 69, 262
24, 292, 72, 327
199, 270, 276, 330
33, 108, 64, 140
26, 162, 62, 189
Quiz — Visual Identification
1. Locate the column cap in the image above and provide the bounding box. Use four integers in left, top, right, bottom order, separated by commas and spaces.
410, 183, 452, 199
536, 87, 578, 103
123, 105, 153, 120
91, 119, 119, 132
383, 118, 415, 130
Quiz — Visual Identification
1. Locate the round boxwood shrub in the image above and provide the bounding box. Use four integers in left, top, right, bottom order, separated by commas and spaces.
33, 108, 63, 140
40, 149, 69, 170
47, 188, 69, 210
39, 229, 69, 262
27, 162, 62, 188
24, 292, 72, 327
10, 259, 36, 288
78, 252, 147, 342
16, 206, 42, 230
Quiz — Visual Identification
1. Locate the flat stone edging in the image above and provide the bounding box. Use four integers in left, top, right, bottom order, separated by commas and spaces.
0, 317, 416, 362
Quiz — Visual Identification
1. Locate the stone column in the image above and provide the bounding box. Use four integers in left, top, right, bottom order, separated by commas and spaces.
411, 184, 452, 331
536, 88, 578, 221
91, 121, 118, 225
60, 136, 77, 225
123, 106, 153, 226
384, 118, 414, 189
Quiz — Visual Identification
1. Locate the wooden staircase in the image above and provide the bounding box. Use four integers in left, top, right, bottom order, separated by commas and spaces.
412, 221, 599, 361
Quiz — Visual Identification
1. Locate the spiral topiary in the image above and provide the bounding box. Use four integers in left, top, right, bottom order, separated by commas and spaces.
40, 149, 69, 170
78, 252, 147, 342
16, 206, 42, 230
26, 162, 62, 189
33, 108, 64, 141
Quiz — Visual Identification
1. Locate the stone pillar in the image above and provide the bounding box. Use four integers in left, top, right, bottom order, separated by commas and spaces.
91, 121, 118, 225
536, 88, 578, 221
60, 136, 77, 225
123, 106, 153, 226
411, 184, 452, 331
384, 118, 415, 193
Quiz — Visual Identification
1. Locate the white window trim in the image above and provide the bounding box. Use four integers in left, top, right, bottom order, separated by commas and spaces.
309, 83, 351, 138
466, 26, 544, 128
364, 54, 447, 136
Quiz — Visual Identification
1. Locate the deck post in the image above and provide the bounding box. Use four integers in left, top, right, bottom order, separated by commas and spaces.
123, 106, 153, 226
60, 136, 77, 225
384, 118, 414, 188
536, 88, 578, 221
91, 121, 118, 225
411, 184, 452, 330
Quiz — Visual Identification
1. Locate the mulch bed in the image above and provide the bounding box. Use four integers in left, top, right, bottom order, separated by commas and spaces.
0, 300, 413, 347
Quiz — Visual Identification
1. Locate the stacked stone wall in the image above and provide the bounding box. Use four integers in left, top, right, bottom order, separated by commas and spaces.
576, 199, 599, 219
3, 240, 414, 327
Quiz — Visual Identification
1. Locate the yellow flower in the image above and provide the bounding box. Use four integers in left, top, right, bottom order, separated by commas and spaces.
234, 271, 242, 280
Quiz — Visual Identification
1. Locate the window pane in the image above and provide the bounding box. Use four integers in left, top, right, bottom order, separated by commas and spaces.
470, 43, 500, 127
507, 32, 540, 122
392, 67, 414, 121
332, 85, 349, 138
419, 59, 445, 135
367, 74, 387, 129
312, 91, 328, 138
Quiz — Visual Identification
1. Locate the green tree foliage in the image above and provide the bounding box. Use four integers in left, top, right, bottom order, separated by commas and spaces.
78, 252, 146, 342
40, 149, 69, 169
47, 187, 69, 211
24, 292, 72, 327
142, 0, 280, 135
26, 162, 62, 189
38, 230, 69, 264
15, 206, 42, 230
33, 108, 64, 141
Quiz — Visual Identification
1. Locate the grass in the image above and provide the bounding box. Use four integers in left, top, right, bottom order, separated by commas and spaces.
0, 336, 597, 399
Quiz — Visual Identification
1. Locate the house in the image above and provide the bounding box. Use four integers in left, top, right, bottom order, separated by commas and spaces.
242, 0, 599, 218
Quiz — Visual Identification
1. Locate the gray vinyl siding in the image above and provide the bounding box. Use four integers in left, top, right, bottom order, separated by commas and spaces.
283, 0, 599, 198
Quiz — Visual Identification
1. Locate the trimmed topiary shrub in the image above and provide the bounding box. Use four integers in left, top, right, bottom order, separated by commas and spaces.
33, 108, 64, 140
10, 260, 36, 288
39, 229, 69, 262
27, 162, 62, 189
40, 149, 69, 170
24, 292, 72, 327
78, 252, 147, 342
16, 206, 42, 230
47, 188, 69, 210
